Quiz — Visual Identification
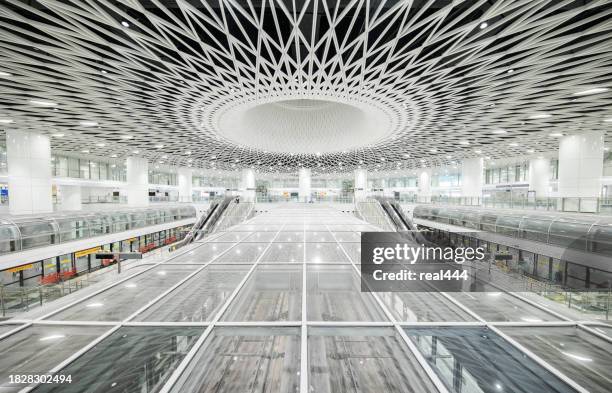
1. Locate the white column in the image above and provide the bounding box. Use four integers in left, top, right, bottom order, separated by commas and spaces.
241, 168, 255, 202
57, 185, 82, 211
298, 168, 311, 203
354, 168, 368, 202
6, 130, 53, 214
558, 131, 604, 212
461, 157, 483, 205
177, 167, 193, 203
528, 157, 550, 198
126, 156, 149, 206
417, 168, 431, 203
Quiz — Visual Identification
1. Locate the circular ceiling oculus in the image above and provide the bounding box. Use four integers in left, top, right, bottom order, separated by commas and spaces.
217, 98, 393, 154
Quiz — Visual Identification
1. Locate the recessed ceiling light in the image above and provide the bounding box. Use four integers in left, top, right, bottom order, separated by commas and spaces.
185, 151, 191, 155
120, 135, 133, 139
507, 69, 514, 74
80, 121, 98, 127
491, 129, 506, 134
29, 99, 57, 106
573, 87, 609, 96
527, 149, 535, 153
474, 149, 482, 154
603, 118, 612, 122
81, 149, 90, 153
549, 132, 563, 137
0, 71, 12, 77
459, 140, 470, 145
479, 22, 488, 29
52, 133, 64, 137
430, 148, 438, 153
0, 119, 13, 124
39, 334, 66, 341
132, 150, 139, 154
529, 113, 552, 119
110, 154, 118, 158
155, 144, 164, 148
96, 143, 106, 147
121, 21, 130, 27
509, 142, 519, 147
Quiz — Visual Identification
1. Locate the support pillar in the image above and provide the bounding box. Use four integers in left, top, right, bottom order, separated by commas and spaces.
177, 167, 193, 203
528, 157, 550, 198
241, 168, 255, 202
6, 130, 53, 214
558, 131, 604, 212
417, 169, 431, 203
299, 168, 311, 203
57, 185, 82, 211
127, 157, 149, 206
461, 158, 483, 205
354, 169, 368, 202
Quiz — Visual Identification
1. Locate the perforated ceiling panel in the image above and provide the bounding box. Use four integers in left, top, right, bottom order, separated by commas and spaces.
1, 0, 612, 174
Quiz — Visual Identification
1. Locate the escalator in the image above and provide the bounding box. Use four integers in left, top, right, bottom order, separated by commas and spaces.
374, 196, 411, 231
374, 196, 432, 245
176, 196, 237, 248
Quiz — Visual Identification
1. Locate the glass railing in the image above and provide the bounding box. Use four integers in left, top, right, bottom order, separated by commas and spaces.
355, 199, 395, 231
407, 196, 612, 214
255, 195, 354, 203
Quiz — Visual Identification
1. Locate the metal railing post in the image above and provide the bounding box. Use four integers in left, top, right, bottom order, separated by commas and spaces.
606, 287, 611, 321
0, 286, 5, 317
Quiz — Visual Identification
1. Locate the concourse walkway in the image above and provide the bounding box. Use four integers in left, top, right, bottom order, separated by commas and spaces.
0, 204, 610, 393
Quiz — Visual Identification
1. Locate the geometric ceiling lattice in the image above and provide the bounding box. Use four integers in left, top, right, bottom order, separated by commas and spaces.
1, 0, 612, 174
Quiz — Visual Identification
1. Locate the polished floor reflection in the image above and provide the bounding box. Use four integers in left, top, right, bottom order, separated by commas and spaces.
0, 204, 607, 392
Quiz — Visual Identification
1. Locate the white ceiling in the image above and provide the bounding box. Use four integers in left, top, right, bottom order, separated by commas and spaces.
0, 0, 612, 174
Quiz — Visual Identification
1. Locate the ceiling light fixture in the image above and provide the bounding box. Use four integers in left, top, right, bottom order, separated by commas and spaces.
79, 121, 98, 127
491, 129, 506, 134
29, 99, 57, 106
0, 71, 12, 77
0, 119, 13, 124
479, 22, 488, 29
120, 135, 133, 139
529, 113, 552, 119
549, 133, 563, 137
573, 87, 609, 96
39, 334, 66, 341
121, 21, 130, 27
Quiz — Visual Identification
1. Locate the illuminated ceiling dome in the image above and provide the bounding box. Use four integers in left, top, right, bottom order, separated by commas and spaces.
0, 0, 611, 173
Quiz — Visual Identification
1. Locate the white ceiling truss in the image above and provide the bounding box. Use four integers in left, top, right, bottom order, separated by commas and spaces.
1, 0, 612, 174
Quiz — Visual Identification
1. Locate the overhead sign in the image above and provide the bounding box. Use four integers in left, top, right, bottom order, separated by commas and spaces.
8, 264, 33, 273
94, 252, 143, 260
75, 246, 101, 258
